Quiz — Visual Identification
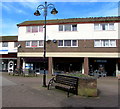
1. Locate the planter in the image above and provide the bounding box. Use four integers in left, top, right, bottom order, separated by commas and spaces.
78, 77, 97, 97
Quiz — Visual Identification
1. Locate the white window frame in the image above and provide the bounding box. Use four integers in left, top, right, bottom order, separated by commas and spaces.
58, 24, 77, 32
94, 23, 114, 31
58, 40, 78, 47
26, 41, 43, 48
26, 41, 31, 47
26, 26, 43, 33
94, 40, 116, 47
38, 40, 44, 47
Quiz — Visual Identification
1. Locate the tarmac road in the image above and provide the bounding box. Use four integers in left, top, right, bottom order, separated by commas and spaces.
1, 72, 119, 108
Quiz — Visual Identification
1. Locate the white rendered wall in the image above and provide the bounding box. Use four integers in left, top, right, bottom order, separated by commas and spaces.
0, 42, 17, 54
18, 23, 118, 41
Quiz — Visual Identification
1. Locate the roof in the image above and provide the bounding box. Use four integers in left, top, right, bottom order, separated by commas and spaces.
17, 16, 120, 26
0, 36, 18, 42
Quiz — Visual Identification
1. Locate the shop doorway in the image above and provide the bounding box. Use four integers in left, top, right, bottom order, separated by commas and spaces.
89, 58, 116, 76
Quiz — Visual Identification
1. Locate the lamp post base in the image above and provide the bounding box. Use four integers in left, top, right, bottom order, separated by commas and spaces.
42, 73, 47, 87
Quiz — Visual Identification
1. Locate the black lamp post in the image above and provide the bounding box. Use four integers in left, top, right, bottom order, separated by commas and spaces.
34, 1, 58, 87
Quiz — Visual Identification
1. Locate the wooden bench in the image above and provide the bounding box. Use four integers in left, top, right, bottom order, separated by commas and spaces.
48, 74, 79, 97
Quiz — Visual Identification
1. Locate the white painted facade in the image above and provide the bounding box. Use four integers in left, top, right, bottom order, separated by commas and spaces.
18, 23, 119, 41
0, 42, 17, 54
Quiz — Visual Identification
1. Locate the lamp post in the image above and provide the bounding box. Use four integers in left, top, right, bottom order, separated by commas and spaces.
34, 1, 58, 87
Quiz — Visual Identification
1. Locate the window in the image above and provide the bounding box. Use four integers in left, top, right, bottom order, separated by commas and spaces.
72, 25, 77, 31
26, 41, 43, 47
59, 24, 77, 31
94, 40, 116, 47
14, 42, 18, 47
2, 42, 8, 47
26, 26, 43, 33
72, 40, 77, 46
31, 41, 37, 47
58, 40, 78, 47
100, 24, 108, 30
38, 40, 43, 46
58, 40, 63, 46
26, 26, 31, 32
64, 40, 71, 46
26, 41, 30, 47
102, 40, 109, 47
59, 25, 63, 31
94, 24, 99, 30
39, 26, 43, 32
65, 25, 71, 31
94, 23, 114, 31
32, 26, 38, 33
109, 23, 114, 30
110, 40, 116, 47
94, 40, 101, 47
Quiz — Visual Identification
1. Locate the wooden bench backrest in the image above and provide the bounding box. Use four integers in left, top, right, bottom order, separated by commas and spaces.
56, 75, 78, 87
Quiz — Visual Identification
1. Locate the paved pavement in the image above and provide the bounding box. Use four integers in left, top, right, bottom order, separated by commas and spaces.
1, 72, 119, 108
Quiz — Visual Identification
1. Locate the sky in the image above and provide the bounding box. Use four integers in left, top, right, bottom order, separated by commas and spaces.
1, 0, 120, 36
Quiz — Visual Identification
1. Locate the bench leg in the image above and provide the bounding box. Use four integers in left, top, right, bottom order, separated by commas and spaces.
67, 91, 69, 97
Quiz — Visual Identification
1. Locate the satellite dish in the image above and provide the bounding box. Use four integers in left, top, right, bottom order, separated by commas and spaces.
53, 39, 57, 43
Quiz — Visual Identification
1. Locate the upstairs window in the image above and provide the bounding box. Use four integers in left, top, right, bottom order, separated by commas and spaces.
26, 41, 31, 47
14, 42, 18, 47
32, 26, 38, 33
64, 40, 71, 46
39, 26, 43, 32
72, 25, 77, 31
65, 25, 71, 31
59, 25, 63, 31
94, 23, 114, 31
109, 23, 114, 30
31, 41, 37, 47
26, 26, 31, 32
58, 40, 63, 46
94, 40, 116, 47
2, 42, 8, 47
26, 41, 43, 47
38, 40, 44, 47
59, 24, 77, 31
26, 26, 43, 33
58, 40, 78, 47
